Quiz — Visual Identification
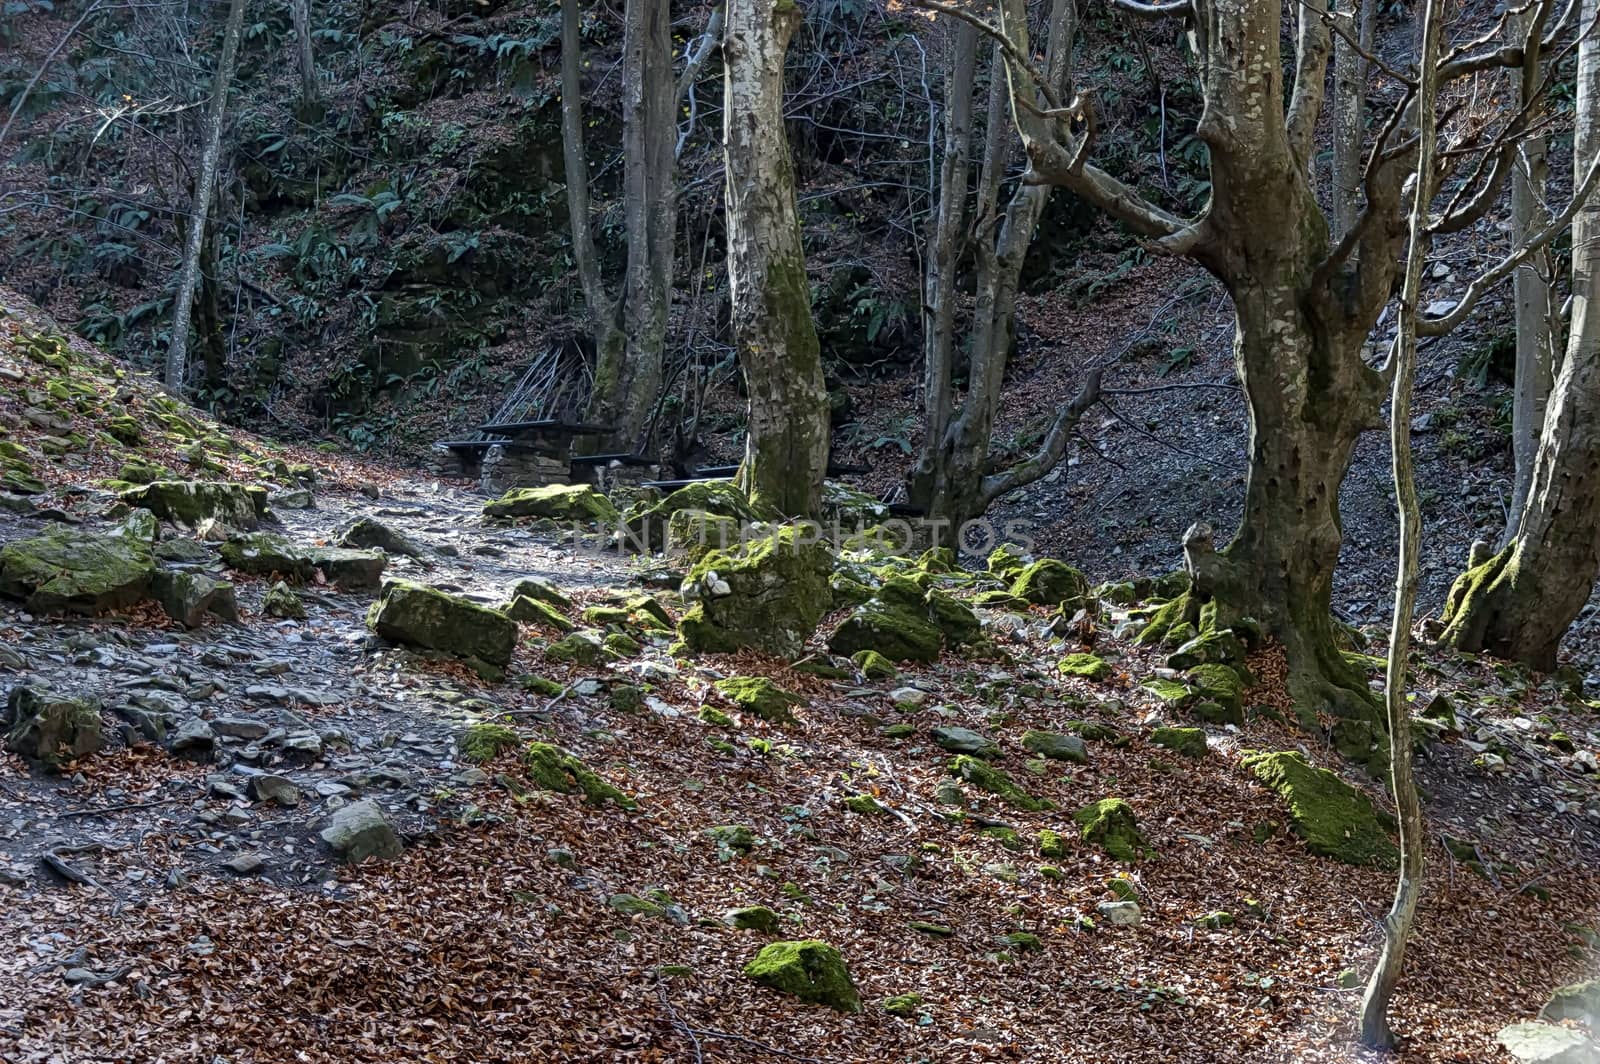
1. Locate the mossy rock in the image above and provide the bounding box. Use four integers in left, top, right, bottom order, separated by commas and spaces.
1241, 750, 1397, 868
522, 742, 635, 807
459, 722, 520, 762
220, 533, 315, 582
1010, 559, 1089, 608
843, 793, 893, 816
1141, 677, 1196, 707
583, 605, 635, 628
882, 992, 924, 1018
666, 509, 742, 562
1166, 629, 1246, 670
263, 580, 307, 620
1073, 798, 1145, 861
715, 676, 803, 724
623, 481, 774, 553
706, 824, 757, 854
307, 547, 386, 589
726, 905, 780, 933
0, 527, 154, 614
1151, 726, 1207, 759
504, 594, 575, 632
507, 575, 573, 610
1185, 663, 1248, 717
545, 630, 608, 665
848, 648, 897, 680
121, 480, 266, 531
1021, 730, 1088, 764
337, 517, 428, 562
117, 459, 172, 485
926, 588, 981, 645
367, 580, 519, 668
152, 570, 237, 627
987, 543, 1030, 582
3, 687, 102, 768
971, 589, 1030, 610
678, 524, 833, 658
1059, 653, 1112, 681
948, 755, 1053, 812
1038, 828, 1068, 858
743, 940, 861, 1013
483, 483, 618, 523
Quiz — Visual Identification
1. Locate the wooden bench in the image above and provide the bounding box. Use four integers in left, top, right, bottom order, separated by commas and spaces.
570, 452, 657, 468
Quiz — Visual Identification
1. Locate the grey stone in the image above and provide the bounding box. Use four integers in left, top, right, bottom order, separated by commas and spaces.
320, 800, 402, 863
1020, 730, 1088, 763
930, 726, 998, 757
1498, 1022, 1600, 1064
1096, 901, 1142, 927
212, 717, 268, 741
223, 853, 264, 875
250, 774, 301, 808
3, 687, 102, 768
169, 717, 216, 758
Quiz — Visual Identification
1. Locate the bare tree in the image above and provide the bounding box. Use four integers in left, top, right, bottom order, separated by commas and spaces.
165, 0, 248, 391
287, 0, 319, 109
724, 0, 829, 516
911, 0, 1096, 530
1356, 0, 1441, 1041
559, 0, 684, 454
1439, 0, 1600, 669
916, 0, 1586, 720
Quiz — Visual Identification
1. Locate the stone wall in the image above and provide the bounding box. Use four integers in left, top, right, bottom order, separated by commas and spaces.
479, 442, 571, 494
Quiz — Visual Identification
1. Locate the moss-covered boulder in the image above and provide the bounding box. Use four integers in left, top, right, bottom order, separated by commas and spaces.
1242, 750, 1397, 867
715, 676, 803, 723
666, 509, 742, 562
826, 577, 946, 663
219, 533, 315, 582
1021, 730, 1088, 763
545, 630, 607, 664
1010, 559, 1089, 608
3, 687, 102, 768
743, 940, 861, 1013
1165, 628, 1246, 670
366, 580, 519, 667
523, 742, 635, 807
336, 517, 428, 561
0, 527, 154, 614
851, 648, 898, 680
120, 480, 266, 530
263, 580, 307, 620
1151, 726, 1207, 759
948, 756, 1053, 811
458, 722, 521, 762
307, 547, 387, 589
507, 576, 573, 610
117, 459, 172, 486
622, 481, 773, 553
1074, 798, 1145, 861
926, 588, 981, 645
678, 524, 833, 657
505, 594, 575, 631
152, 570, 238, 627
483, 483, 618, 523
1185, 663, 1247, 719
1059, 653, 1112, 681
727, 905, 780, 932
987, 544, 1030, 583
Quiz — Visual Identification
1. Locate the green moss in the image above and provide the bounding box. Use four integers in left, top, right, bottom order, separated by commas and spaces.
459, 723, 521, 762
584, 605, 635, 628
1186, 663, 1248, 717
1059, 653, 1112, 681
1241, 750, 1396, 867
263, 580, 306, 620
926, 588, 981, 645
706, 824, 757, 854
0, 527, 154, 614
221, 533, 315, 582
122, 480, 265, 530
518, 674, 565, 696
743, 940, 861, 1013
882, 992, 924, 1018
947, 755, 1053, 812
980, 825, 1025, 850
368, 580, 519, 667
698, 706, 734, 727
1001, 931, 1041, 952
1073, 798, 1144, 861
987, 544, 1029, 582
678, 524, 833, 658
483, 484, 619, 523
521, 742, 636, 808
1010, 559, 1089, 608
727, 905, 780, 932
715, 676, 803, 723
607, 683, 644, 712
505, 594, 575, 632
3, 687, 102, 767
545, 630, 607, 665
1038, 828, 1067, 858
603, 632, 642, 657
1141, 677, 1196, 707
1151, 726, 1207, 759
843, 794, 893, 816
508, 576, 573, 610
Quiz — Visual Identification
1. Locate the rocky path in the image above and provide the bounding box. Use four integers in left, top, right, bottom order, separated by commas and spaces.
0, 477, 630, 894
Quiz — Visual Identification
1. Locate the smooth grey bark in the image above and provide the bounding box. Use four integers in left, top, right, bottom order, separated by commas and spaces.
725, 0, 829, 517
165, 0, 247, 391
1440, 0, 1600, 669
287, 0, 318, 106
1357, 0, 1439, 1041
1330, 0, 1370, 237
911, 0, 1093, 529
911, 21, 977, 512
1506, 2, 1556, 542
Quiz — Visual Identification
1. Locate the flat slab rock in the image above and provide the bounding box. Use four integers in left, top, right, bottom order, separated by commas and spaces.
1498, 1022, 1600, 1064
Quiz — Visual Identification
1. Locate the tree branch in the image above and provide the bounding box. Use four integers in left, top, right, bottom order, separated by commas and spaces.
1287, 0, 1335, 167
979, 367, 1103, 507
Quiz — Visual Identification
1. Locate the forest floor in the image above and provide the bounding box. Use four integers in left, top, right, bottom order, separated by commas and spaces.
4, 292, 1600, 1063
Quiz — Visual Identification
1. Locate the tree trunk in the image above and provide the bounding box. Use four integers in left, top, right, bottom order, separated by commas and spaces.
587, 0, 676, 452
1330, 0, 1366, 238
287, 0, 318, 107
909, 22, 977, 514
1505, 3, 1555, 542
165, 0, 247, 392
725, 0, 829, 517
197, 213, 228, 392
1358, 0, 1439, 1039
1440, 0, 1600, 670
911, 0, 1078, 530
